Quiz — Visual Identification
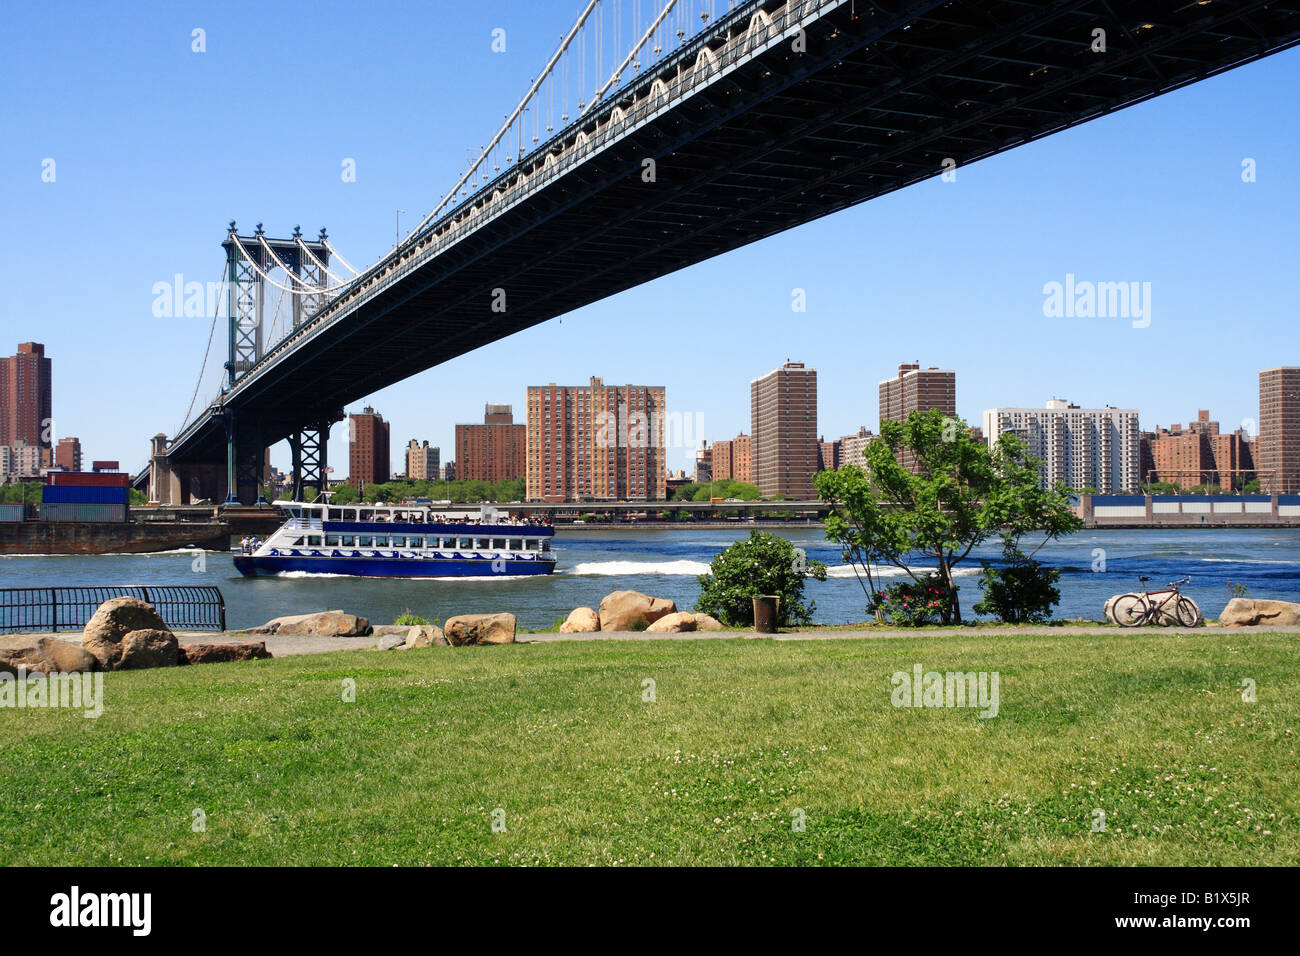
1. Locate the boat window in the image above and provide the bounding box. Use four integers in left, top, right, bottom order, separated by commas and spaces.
325, 535, 340, 546
456, 537, 469, 549
473, 538, 486, 549
358, 536, 373, 547
341, 536, 355, 547
491, 539, 505, 550
542, 540, 551, 551
408, 537, 423, 549
359, 510, 373, 522
292, 536, 305, 546
374, 536, 389, 548
308, 536, 322, 546
328, 509, 343, 520
509, 539, 522, 551
390, 536, 406, 548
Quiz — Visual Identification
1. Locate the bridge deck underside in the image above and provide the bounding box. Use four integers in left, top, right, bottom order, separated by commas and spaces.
172, 0, 1300, 459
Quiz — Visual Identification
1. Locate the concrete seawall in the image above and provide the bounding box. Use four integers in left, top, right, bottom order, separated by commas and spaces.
0, 521, 231, 555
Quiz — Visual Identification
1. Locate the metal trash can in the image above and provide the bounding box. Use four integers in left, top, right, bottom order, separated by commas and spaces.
752, 595, 780, 634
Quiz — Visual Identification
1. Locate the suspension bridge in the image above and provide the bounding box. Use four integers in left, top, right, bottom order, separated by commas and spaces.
141, 0, 1300, 505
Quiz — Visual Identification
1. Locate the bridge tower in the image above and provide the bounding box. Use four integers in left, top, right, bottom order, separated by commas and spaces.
218, 223, 337, 505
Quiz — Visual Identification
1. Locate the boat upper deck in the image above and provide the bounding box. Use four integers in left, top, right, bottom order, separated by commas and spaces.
274, 500, 553, 536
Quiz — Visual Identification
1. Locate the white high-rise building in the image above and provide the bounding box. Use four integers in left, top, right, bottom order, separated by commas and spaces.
982, 399, 1140, 493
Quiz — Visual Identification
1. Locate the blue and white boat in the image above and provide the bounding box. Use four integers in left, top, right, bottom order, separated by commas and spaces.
233, 500, 556, 578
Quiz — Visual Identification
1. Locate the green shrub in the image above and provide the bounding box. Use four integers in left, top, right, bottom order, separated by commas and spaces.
973, 540, 1061, 623
394, 611, 430, 627
694, 531, 827, 627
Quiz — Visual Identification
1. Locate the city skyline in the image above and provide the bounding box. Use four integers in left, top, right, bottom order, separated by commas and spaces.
1, 3, 1296, 477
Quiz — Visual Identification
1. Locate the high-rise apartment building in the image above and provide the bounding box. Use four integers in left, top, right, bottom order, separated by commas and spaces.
879, 362, 956, 472
526, 377, 667, 501
404, 440, 440, 481
55, 436, 82, 473
0, 343, 53, 450
456, 404, 526, 483
1139, 410, 1254, 490
879, 362, 956, 429
982, 399, 1140, 493
348, 406, 390, 488
750, 361, 818, 499
1259, 367, 1300, 494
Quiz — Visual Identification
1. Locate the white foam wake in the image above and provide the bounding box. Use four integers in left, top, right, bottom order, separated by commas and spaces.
565, 559, 712, 576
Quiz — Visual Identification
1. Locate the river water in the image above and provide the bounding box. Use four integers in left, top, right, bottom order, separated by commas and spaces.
2, 526, 1298, 630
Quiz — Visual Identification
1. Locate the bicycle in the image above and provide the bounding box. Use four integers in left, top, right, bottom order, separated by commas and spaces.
1111, 576, 1200, 627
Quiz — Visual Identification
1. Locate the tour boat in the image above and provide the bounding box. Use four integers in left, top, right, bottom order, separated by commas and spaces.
233, 500, 556, 578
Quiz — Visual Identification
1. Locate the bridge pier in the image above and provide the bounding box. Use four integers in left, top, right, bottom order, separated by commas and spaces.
289, 421, 333, 502
223, 413, 267, 507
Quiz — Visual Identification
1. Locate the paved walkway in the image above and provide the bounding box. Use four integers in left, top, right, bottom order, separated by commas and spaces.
10, 623, 1293, 661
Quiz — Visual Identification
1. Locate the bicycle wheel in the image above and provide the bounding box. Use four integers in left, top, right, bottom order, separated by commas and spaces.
1175, 597, 1201, 627
1111, 593, 1148, 627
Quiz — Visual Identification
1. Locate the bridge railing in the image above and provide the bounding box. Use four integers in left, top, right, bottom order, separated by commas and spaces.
0, 585, 227, 634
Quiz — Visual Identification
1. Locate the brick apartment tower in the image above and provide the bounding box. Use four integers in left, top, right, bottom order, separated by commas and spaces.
526, 378, 666, 501
0, 343, 53, 450
348, 406, 390, 488
711, 433, 753, 484
404, 440, 440, 481
879, 361, 956, 472
1259, 367, 1300, 494
750, 361, 818, 499
55, 436, 82, 473
456, 404, 526, 483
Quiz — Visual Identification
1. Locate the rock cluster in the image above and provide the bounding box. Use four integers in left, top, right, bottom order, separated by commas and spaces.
0, 596, 272, 675
558, 591, 723, 635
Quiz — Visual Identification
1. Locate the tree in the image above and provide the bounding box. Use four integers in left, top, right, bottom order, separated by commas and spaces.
815, 409, 1081, 624
694, 531, 826, 626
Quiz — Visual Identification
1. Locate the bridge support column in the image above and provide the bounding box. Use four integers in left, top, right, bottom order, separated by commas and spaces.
223, 414, 266, 507
289, 422, 332, 502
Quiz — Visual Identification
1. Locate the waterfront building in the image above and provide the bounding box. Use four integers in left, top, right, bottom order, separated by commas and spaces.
440, 461, 456, 482
0, 343, 53, 451
526, 377, 667, 502
348, 406, 390, 488
1259, 367, 1300, 494
1140, 410, 1254, 490
404, 440, 440, 481
982, 399, 1140, 493
456, 404, 525, 483
751, 361, 818, 499
54, 437, 82, 473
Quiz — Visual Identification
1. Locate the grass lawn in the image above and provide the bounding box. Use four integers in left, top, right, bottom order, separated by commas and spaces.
1, 632, 1295, 866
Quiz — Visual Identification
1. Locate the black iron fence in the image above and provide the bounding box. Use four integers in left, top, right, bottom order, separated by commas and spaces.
0, 586, 226, 634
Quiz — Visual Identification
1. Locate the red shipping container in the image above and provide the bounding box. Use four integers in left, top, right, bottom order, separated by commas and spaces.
46, 471, 131, 488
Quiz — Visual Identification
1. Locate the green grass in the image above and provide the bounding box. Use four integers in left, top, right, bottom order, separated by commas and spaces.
1, 633, 1296, 866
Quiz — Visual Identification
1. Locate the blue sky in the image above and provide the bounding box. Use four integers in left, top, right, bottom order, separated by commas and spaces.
2, 1, 1297, 478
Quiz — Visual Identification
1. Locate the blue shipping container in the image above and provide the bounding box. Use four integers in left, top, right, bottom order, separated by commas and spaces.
42, 485, 129, 505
